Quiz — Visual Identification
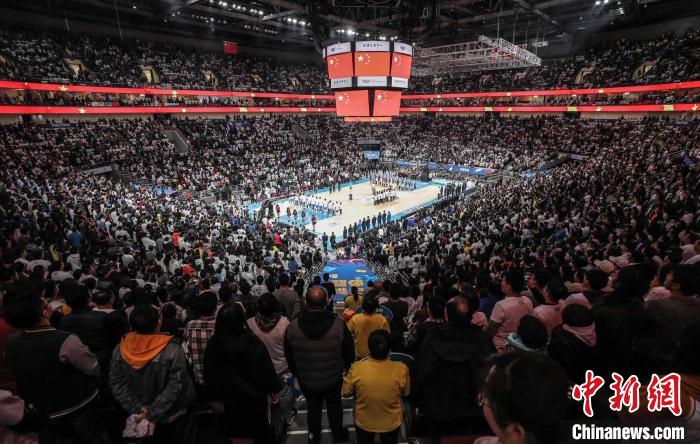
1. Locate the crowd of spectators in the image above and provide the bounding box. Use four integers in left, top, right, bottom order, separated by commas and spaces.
409, 29, 700, 93
1, 26, 699, 95
0, 26, 327, 93
2, 12, 700, 444
0, 110, 699, 443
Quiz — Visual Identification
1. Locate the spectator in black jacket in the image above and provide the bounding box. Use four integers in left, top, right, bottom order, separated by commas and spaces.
643, 264, 700, 373
59, 284, 113, 382
381, 284, 409, 352
284, 286, 353, 444
592, 265, 647, 377
412, 295, 495, 442
3, 283, 102, 442
406, 296, 445, 355
547, 304, 600, 384
204, 302, 283, 441
321, 273, 336, 305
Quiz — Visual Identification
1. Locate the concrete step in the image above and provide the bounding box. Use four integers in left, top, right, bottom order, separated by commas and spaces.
284, 397, 409, 444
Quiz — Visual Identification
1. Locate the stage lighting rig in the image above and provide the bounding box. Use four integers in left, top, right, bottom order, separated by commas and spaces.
412, 35, 542, 76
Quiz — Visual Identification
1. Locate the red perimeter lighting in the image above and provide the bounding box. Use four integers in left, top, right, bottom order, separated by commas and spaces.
0, 103, 697, 115
0, 79, 698, 103
344, 117, 393, 122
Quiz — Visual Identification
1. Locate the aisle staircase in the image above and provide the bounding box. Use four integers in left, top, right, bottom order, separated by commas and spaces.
285, 397, 359, 444
163, 127, 191, 154
366, 258, 409, 286
291, 122, 312, 141
284, 384, 413, 444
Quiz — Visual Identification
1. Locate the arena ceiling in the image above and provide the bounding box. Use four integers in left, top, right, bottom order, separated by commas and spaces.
11, 0, 700, 52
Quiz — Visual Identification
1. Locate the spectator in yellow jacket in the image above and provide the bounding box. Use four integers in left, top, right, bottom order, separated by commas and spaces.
344, 286, 364, 311
347, 296, 390, 359
342, 329, 409, 444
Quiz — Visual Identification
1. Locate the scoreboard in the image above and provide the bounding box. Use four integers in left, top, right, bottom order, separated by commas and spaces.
323, 40, 413, 118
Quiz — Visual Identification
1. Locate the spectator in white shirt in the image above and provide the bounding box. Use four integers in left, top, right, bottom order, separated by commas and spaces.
66, 247, 81, 271
251, 275, 268, 298
27, 251, 51, 272
50, 262, 74, 282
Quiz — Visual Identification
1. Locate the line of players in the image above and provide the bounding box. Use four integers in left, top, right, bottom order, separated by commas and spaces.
369, 171, 417, 191
286, 195, 342, 216
438, 182, 471, 199
276, 204, 320, 231
343, 210, 392, 239
371, 188, 397, 206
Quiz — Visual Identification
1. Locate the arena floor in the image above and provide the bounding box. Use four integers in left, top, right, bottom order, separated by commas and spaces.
270, 178, 461, 239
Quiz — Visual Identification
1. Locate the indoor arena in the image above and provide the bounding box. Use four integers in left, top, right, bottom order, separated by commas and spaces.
0, 1, 699, 443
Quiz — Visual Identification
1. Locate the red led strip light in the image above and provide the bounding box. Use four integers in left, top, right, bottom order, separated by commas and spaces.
402, 80, 700, 99
0, 106, 336, 114
1, 80, 698, 101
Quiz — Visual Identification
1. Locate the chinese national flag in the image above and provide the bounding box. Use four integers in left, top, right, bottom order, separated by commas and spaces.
335, 90, 370, 116
390, 53, 412, 78
326, 53, 353, 79
354, 51, 391, 76
373, 90, 402, 116
223, 41, 238, 55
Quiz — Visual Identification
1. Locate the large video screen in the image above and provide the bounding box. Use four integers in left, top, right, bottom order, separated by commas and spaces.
326, 53, 354, 79
373, 90, 402, 117
335, 90, 370, 117
354, 51, 391, 76
391, 53, 412, 78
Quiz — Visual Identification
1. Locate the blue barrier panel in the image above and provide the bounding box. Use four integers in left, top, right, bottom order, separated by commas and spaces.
322, 259, 378, 302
